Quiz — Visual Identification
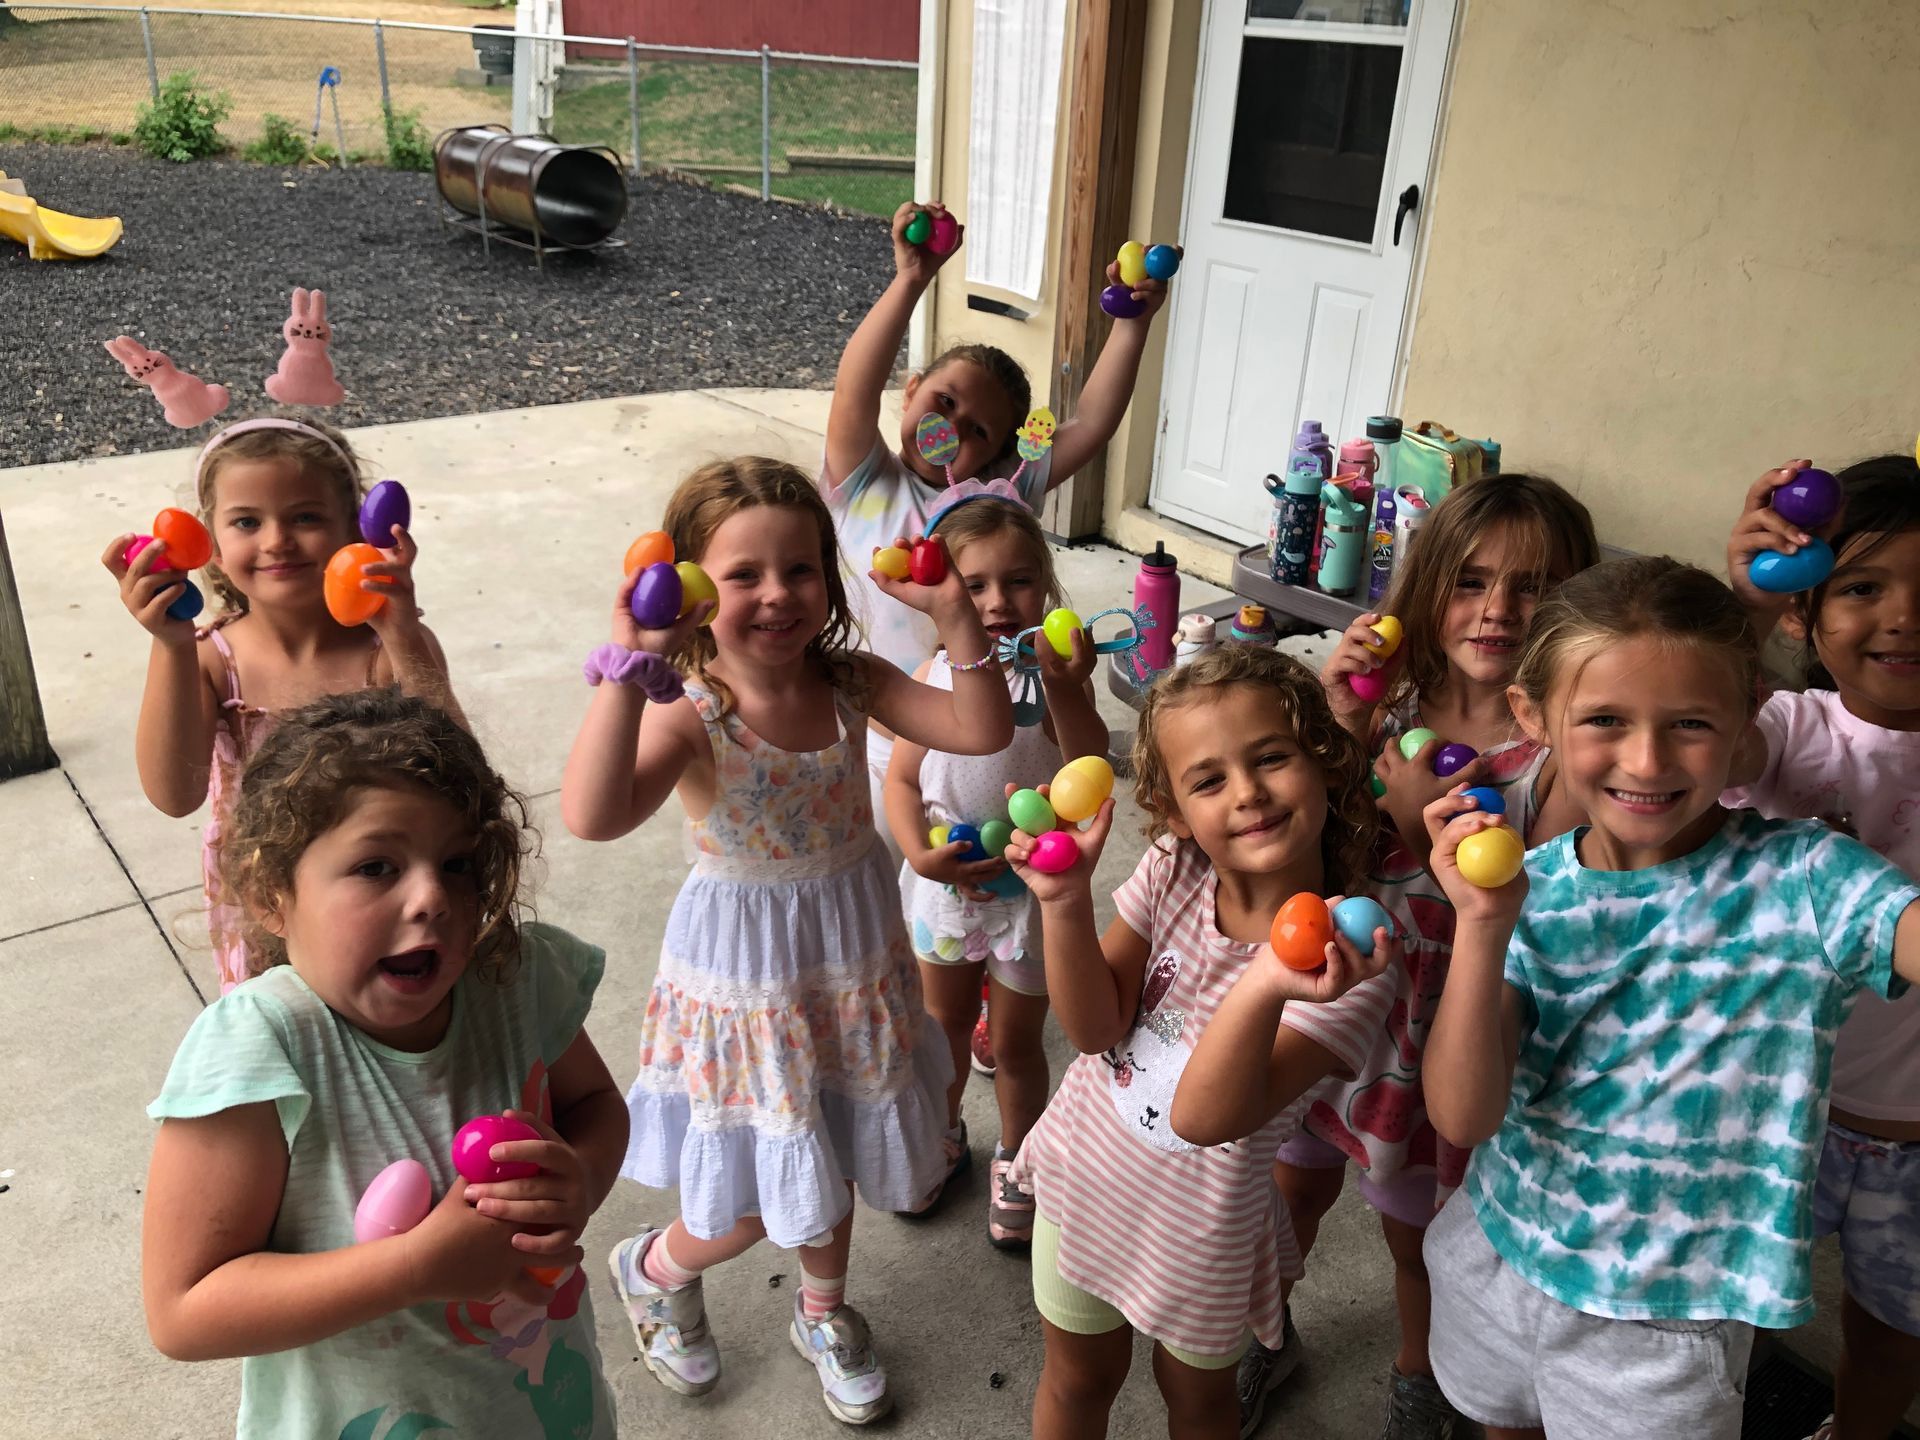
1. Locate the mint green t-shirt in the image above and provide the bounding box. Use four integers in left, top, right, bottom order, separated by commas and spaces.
149, 923, 616, 1440
1468, 811, 1917, 1329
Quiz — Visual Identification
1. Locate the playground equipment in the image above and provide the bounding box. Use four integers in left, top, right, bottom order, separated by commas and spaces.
433, 125, 628, 267
0, 171, 123, 261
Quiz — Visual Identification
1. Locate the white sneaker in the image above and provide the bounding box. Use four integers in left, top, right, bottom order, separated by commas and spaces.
606, 1230, 721, 1396
789, 1294, 892, 1425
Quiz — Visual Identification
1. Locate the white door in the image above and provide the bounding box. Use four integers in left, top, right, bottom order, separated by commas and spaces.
1152, 0, 1458, 544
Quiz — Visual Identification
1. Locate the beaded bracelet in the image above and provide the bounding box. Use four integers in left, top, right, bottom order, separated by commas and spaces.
583, 642, 686, 704
947, 650, 1000, 673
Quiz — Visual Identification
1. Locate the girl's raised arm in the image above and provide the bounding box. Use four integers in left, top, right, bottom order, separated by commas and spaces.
103, 536, 220, 817
862, 540, 1012, 756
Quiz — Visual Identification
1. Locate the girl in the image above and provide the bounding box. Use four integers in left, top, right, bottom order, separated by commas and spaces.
883, 487, 1108, 1246
560, 457, 1012, 1425
1249, 475, 1599, 1437
1420, 556, 1920, 1440
143, 688, 626, 1440
1005, 646, 1400, 1440
819, 201, 1172, 836
1725, 456, 1920, 1440
102, 416, 462, 992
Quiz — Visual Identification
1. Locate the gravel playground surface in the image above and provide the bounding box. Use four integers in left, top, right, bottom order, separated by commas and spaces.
1, 142, 894, 467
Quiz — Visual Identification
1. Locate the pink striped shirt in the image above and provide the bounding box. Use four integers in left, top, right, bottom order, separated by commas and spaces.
1014, 839, 1396, 1355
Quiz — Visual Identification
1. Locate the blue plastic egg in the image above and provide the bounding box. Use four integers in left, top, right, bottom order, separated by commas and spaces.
629, 561, 684, 629
1750, 539, 1835, 594
1448, 785, 1507, 822
1143, 244, 1181, 281
947, 823, 986, 862
165, 577, 204, 622
1332, 896, 1392, 956
983, 866, 1027, 898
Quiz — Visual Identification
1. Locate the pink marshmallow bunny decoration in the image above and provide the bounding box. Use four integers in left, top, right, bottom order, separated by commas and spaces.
102, 337, 231, 429
264, 287, 347, 406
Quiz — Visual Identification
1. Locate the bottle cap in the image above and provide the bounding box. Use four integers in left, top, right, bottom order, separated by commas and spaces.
1365, 416, 1403, 442
1144, 541, 1178, 570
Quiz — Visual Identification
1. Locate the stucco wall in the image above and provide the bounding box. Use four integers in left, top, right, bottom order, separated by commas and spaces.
1399, 0, 1920, 566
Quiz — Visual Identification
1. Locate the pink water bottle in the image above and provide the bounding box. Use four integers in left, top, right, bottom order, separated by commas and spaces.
1134, 542, 1180, 671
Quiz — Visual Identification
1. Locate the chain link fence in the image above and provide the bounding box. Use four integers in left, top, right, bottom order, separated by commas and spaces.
0, 4, 917, 215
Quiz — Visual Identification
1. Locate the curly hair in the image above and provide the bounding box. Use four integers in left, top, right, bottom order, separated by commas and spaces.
1129, 645, 1377, 896
923, 343, 1032, 465
195, 415, 367, 616
662, 455, 865, 716
218, 688, 532, 980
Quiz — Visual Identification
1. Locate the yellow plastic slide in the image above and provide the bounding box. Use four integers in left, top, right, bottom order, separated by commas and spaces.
0, 171, 123, 260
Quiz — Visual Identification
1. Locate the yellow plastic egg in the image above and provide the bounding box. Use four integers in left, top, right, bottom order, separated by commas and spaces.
929, 825, 951, 849
1049, 756, 1113, 824
1116, 241, 1148, 287
1456, 825, 1525, 889
873, 546, 912, 580
1366, 615, 1403, 660
1042, 607, 1083, 658
675, 562, 717, 624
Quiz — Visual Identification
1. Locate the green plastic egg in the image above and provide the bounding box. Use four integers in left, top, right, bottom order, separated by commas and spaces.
980, 820, 1014, 858
1398, 727, 1439, 762
1008, 788, 1056, 836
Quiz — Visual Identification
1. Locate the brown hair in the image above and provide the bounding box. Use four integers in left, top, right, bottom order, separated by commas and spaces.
1794, 455, 1920, 690
663, 456, 863, 714
220, 688, 530, 980
196, 416, 367, 615
1513, 555, 1759, 721
1130, 645, 1377, 895
924, 343, 1032, 464
1382, 473, 1601, 707
930, 499, 1066, 614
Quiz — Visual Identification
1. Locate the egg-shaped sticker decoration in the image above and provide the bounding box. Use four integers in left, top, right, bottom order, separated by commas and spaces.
916, 412, 960, 467
1017, 406, 1057, 463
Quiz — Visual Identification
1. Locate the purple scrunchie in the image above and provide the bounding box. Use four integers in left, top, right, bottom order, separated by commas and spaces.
583, 643, 685, 703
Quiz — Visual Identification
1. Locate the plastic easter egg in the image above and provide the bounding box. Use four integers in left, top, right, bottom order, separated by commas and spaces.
1432, 742, 1479, 778
929, 825, 951, 848
165, 578, 204, 622
324, 543, 388, 626
1770, 467, 1840, 529
1100, 283, 1146, 320
928, 210, 960, 255
624, 530, 674, 576
1397, 727, 1439, 762
1350, 668, 1389, 703
1008, 788, 1056, 836
1050, 756, 1114, 824
675, 562, 717, 623
1370, 772, 1386, 798
873, 545, 912, 580
1365, 615, 1403, 660
1449, 785, 1507, 822
916, 411, 960, 466
983, 865, 1027, 898
910, 537, 948, 585
152, 507, 213, 570
1456, 826, 1525, 889
980, 819, 1014, 858
1042, 607, 1083, 658
452, 1114, 542, 1184
357, 480, 410, 548
629, 561, 683, 629
904, 209, 932, 246
1750, 538, 1835, 594
122, 533, 159, 568
1144, 244, 1181, 281
1332, 896, 1392, 957
354, 1158, 432, 1243
1270, 892, 1334, 972
1116, 241, 1148, 287
948, 823, 987, 862
1027, 829, 1080, 874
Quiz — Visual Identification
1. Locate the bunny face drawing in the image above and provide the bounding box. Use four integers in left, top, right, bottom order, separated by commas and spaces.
264, 287, 347, 406
103, 335, 231, 429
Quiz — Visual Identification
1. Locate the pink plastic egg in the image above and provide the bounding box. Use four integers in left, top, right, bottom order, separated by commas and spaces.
354, 1158, 433, 1242
451, 1114, 541, 1183
928, 210, 959, 255
1350, 668, 1389, 703
1027, 830, 1081, 874
122, 534, 161, 569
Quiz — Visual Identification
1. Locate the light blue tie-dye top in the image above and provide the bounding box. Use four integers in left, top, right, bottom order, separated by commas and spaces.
1467, 810, 1917, 1329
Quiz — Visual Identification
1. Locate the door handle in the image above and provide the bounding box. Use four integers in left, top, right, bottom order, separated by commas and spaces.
1392, 184, 1420, 246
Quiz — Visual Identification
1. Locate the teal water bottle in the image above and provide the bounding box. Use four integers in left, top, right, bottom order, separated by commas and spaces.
1316, 483, 1369, 598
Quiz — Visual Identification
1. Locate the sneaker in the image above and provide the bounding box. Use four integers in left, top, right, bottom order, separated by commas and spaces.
789, 1293, 892, 1425
897, 1120, 971, 1217
987, 1149, 1035, 1250
1237, 1305, 1304, 1438
605, 1230, 721, 1397
970, 999, 996, 1077
1378, 1365, 1459, 1440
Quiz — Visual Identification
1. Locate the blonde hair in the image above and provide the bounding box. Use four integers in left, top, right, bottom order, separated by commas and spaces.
1513, 555, 1759, 721
931, 499, 1066, 613
922, 343, 1031, 464
196, 416, 367, 615
1130, 645, 1376, 895
662, 456, 862, 714
1382, 473, 1600, 708
219, 688, 531, 981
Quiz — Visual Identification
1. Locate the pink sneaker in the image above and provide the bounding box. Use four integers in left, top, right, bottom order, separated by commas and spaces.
987, 1150, 1034, 1250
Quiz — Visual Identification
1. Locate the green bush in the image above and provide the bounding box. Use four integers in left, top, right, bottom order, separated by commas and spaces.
243, 112, 309, 166
133, 71, 231, 163
382, 105, 434, 172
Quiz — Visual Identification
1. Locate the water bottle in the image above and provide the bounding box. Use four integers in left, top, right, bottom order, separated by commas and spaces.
1267, 422, 1329, 585
1174, 613, 1217, 667
1228, 604, 1277, 646
1478, 439, 1501, 475
1366, 417, 1403, 602
1133, 542, 1181, 671
1317, 483, 1369, 599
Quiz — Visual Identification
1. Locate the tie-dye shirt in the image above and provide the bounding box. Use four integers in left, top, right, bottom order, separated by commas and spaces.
1468, 810, 1917, 1329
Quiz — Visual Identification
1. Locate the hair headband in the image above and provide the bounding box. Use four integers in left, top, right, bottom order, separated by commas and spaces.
195, 418, 355, 486
920, 406, 1057, 533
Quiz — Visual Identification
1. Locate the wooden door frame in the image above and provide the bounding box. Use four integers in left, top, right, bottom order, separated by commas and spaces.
1, 515, 57, 780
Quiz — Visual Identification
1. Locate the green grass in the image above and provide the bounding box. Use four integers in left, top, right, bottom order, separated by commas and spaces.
0, 121, 130, 145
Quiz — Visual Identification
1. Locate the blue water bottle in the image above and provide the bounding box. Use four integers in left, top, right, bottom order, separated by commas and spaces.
1266, 421, 1330, 585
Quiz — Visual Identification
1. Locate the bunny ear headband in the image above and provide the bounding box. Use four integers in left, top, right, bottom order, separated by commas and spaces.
921, 406, 1057, 533
102, 286, 348, 432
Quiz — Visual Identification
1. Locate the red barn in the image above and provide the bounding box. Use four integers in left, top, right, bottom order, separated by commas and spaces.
564, 0, 917, 61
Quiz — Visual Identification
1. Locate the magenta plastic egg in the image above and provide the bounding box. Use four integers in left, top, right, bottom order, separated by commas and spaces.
928, 211, 960, 255
1350, 668, 1389, 703
1432, 742, 1478, 778
1027, 829, 1080, 874
354, 1158, 432, 1242
452, 1114, 542, 1183
122, 533, 160, 568
1100, 284, 1146, 319
1770, 467, 1840, 529
629, 561, 684, 629
358, 479, 411, 547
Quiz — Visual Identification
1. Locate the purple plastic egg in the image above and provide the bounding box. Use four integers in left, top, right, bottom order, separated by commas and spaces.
629, 561, 684, 629
1770, 468, 1840, 529
1099, 284, 1146, 320
1432, 742, 1479, 778
359, 479, 411, 547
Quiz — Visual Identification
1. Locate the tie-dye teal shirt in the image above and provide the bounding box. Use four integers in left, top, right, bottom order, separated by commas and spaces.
1466, 811, 1917, 1328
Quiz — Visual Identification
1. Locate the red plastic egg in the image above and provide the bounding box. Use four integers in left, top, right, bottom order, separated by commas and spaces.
909, 537, 947, 585
324, 543, 388, 626
1270, 893, 1334, 972
152, 508, 212, 570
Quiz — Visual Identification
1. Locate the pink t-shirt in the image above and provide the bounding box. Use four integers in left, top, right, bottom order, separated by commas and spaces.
1013, 840, 1396, 1355
1723, 688, 1920, 1123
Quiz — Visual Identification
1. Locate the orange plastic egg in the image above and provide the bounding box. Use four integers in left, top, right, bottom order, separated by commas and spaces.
152, 507, 213, 570
624, 530, 674, 575
324, 543, 388, 626
1270, 893, 1334, 972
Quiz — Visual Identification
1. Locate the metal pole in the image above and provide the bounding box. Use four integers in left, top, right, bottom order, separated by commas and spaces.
139, 6, 159, 101
374, 18, 391, 115
330, 79, 347, 166
625, 36, 641, 179
759, 43, 771, 201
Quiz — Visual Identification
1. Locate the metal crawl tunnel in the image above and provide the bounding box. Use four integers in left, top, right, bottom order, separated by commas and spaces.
433, 125, 629, 264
